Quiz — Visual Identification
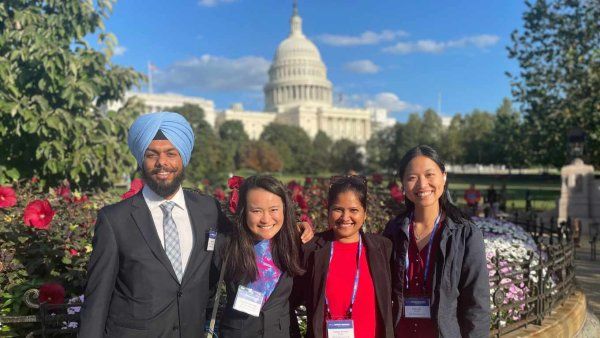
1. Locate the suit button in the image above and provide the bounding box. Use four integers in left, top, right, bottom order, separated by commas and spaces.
177, 291, 183, 297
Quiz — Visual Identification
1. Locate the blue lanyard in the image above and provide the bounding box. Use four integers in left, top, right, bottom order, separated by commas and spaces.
405, 213, 442, 291
324, 235, 363, 319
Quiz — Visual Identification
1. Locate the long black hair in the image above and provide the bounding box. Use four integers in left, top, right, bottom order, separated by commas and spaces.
397, 145, 468, 224
226, 175, 304, 285
327, 175, 368, 211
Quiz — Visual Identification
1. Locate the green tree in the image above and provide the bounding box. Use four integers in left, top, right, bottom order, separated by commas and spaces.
439, 114, 465, 164
419, 109, 443, 149
330, 139, 364, 174
260, 123, 314, 173
492, 98, 526, 168
366, 124, 398, 173
0, 0, 144, 188
169, 104, 231, 183
218, 120, 249, 169
462, 110, 495, 164
310, 131, 333, 172
239, 140, 283, 173
508, 0, 600, 167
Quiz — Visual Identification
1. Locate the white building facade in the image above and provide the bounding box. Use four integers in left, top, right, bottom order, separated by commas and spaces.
110, 3, 394, 145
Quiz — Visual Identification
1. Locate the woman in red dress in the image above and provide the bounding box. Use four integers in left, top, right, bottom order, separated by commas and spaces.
299, 176, 395, 338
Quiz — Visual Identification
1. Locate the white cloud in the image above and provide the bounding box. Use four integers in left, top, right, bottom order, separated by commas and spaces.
344, 60, 380, 74
113, 46, 127, 56
198, 0, 237, 7
316, 30, 408, 47
154, 54, 270, 92
365, 92, 422, 113
383, 34, 500, 54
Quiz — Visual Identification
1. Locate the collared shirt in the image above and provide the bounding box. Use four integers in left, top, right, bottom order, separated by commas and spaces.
142, 185, 194, 272
396, 220, 445, 338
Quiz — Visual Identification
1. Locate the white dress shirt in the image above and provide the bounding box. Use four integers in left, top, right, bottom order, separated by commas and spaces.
142, 185, 194, 273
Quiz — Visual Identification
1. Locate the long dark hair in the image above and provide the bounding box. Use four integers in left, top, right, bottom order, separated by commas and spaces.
397, 145, 468, 224
226, 175, 304, 285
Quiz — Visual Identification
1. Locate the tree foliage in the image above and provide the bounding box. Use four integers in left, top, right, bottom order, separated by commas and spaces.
0, 0, 144, 189
168, 104, 232, 183
330, 139, 364, 174
310, 131, 333, 172
239, 140, 283, 173
508, 0, 600, 167
218, 120, 249, 170
260, 123, 315, 173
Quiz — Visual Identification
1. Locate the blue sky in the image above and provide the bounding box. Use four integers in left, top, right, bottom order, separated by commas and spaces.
103, 0, 527, 122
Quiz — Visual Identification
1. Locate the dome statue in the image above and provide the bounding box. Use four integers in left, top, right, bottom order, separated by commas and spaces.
264, 1, 333, 112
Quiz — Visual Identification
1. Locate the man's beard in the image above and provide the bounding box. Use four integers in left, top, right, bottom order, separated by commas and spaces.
141, 166, 186, 198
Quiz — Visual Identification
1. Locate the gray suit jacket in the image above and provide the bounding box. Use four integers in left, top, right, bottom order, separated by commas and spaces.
79, 189, 230, 338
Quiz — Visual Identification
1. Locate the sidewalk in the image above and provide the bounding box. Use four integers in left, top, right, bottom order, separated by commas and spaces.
574, 235, 600, 317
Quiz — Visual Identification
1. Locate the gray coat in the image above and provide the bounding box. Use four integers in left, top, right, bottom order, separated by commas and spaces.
383, 215, 490, 338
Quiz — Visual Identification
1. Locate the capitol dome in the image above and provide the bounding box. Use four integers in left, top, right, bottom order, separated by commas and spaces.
264, 3, 333, 112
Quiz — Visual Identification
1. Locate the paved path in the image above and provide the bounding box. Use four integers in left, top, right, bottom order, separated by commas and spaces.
574, 235, 600, 318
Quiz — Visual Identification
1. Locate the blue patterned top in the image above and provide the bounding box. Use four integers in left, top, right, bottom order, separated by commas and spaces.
246, 240, 282, 303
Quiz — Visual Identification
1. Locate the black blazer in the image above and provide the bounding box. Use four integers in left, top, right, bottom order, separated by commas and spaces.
79, 190, 230, 338
298, 230, 395, 338
219, 273, 294, 338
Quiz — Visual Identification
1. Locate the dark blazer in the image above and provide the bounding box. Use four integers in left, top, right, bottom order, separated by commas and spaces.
219, 273, 294, 338
383, 215, 490, 338
79, 190, 230, 338
298, 230, 395, 338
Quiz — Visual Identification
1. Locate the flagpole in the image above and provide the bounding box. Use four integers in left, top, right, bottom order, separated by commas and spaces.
148, 61, 154, 94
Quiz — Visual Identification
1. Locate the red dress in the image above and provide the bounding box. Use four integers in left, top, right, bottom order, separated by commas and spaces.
396, 222, 444, 338
325, 240, 381, 338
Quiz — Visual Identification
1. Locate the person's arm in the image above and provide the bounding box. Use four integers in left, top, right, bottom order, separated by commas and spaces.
78, 210, 119, 338
298, 221, 314, 244
457, 224, 490, 338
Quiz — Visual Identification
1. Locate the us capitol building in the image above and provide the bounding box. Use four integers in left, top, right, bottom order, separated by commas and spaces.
108, 3, 394, 145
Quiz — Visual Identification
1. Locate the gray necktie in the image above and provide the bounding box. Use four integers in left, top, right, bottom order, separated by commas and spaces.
160, 201, 183, 281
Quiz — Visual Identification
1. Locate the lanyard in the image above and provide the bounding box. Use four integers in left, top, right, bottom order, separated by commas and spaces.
324, 235, 363, 319
405, 213, 442, 292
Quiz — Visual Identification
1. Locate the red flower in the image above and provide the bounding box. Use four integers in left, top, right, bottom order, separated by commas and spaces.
38, 283, 65, 305
0, 186, 17, 208
213, 187, 226, 202
287, 180, 301, 193
294, 194, 308, 212
372, 173, 383, 185
73, 195, 88, 204
56, 185, 71, 201
389, 183, 405, 205
227, 176, 244, 190
121, 178, 144, 200
228, 189, 239, 214
30, 177, 40, 184
300, 213, 313, 228
201, 178, 211, 187
304, 177, 313, 185
23, 200, 55, 230
69, 248, 79, 256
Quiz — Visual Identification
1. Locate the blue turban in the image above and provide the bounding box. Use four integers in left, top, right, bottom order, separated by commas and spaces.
127, 112, 195, 167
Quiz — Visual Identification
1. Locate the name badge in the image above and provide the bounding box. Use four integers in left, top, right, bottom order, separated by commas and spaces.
206, 230, 217, 251
326, 319, 354, 338
404, 298, 431, 318
232, 286, 264, 317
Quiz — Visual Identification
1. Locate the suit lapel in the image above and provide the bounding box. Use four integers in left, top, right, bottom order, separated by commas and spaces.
363, 234, 387, 322
130, 192, 179, 283
313, 234, 332, 314
181, 191, 206, 287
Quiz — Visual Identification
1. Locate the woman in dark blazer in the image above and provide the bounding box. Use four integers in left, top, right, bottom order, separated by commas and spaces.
219, 175, 305, 338
298, 176, 395, 338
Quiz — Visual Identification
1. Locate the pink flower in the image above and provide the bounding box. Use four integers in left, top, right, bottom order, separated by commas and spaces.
294, 194, 308, 212
300, 214, 313, 228
56, 184, 71, 201
39, 283, 65, 305
0, 186, 17, 208
213, 187, 226, 202
228, 189, 240, 214
389, 183, 404, 204
69, 248, 79, 256
73, 195, 88, 204
23, 200, 55, 230
121, 178, 144, 200
227, 176, 244, 190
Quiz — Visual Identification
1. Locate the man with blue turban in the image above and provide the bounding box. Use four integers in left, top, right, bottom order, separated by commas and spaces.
80, 112, 229, 338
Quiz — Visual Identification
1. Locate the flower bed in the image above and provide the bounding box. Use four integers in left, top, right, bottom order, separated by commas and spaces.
0, 176, 574, 336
